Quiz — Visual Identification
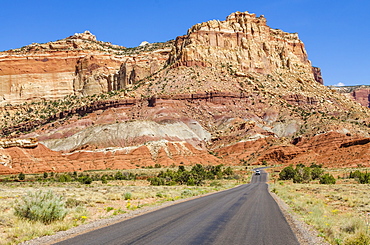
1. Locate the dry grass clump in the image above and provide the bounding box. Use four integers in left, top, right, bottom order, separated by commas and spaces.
270, 181, 370, 244
0, 166, 249, 245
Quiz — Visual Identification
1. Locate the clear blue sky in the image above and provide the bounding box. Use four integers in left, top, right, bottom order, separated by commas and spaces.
1, 0, 369, 86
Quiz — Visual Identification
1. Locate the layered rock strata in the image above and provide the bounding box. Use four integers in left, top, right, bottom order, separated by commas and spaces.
169, 11, 319, 83
0, 31, 172, 105
0, 11, 369, 175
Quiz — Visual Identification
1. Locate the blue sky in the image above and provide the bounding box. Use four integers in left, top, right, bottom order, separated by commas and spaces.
1, 0, 369, 86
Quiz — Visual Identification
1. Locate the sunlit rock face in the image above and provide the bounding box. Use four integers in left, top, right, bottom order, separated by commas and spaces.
169, 11, 318, 84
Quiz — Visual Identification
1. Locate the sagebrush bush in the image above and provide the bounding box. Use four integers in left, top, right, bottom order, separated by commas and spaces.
181, 189, 194, 197
14, 190, 68, 224
124, 192, 132, 200
343, 231, 370, 245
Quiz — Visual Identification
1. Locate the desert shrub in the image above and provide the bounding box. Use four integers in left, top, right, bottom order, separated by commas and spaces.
358, 172, 370, 184
319, 173, 336, 184
78, 175, 92, 184
156, 192, 164, 198
280, 164, 325, 183
181, 189, 194, 197
123, 192, 132, 200
349, 170, 370, 184
101, 175, 108, 184
65, 198, 85, 208
343, 231, 370, 245
349, 170, 361, 178
279, 165, 296, 180
115, 171, 135, 180
341, 218, 363, 234
186, 177, 196, 186
148, 177, 165, 186
18, 172, 25, 181
58, 174, 72, 182
210, 181, 222, 187
223, 166, 233, 176
115, 171, 124, 180
14, 190, 68, 224
311, 167, 324, 180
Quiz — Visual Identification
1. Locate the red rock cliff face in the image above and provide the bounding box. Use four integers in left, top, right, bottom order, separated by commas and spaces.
331, 86, 370, 108
352, 88, 370, 107
169, 11, 317, 82
0, 31, 172, 105
0, 31, 126, 105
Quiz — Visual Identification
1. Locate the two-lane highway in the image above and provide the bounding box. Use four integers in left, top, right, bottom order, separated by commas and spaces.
54, 169, 299, 245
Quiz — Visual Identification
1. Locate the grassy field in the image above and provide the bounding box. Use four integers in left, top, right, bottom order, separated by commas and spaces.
269, 167, 370, 245
0, 166, 252, 245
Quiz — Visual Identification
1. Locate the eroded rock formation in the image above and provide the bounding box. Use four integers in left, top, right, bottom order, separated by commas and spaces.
0, 31, 172, 105
352, 88, 370, 107
169, 11, 316, 82
0, 138, 38, 148
0, 12, 369, 175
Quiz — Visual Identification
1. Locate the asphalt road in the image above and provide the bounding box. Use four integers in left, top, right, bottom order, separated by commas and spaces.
54, 169, 299, 245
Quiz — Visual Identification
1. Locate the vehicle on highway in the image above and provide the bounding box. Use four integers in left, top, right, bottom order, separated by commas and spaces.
255, 170, 261, 175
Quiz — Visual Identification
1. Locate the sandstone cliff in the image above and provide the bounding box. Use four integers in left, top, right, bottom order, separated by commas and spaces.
170, 12, 313, 80
0, 31, 172, 105
0, 11, 369, 174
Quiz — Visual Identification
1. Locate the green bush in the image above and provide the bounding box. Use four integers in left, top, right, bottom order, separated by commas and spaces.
124, 192, 132, 200
223, 166, 233, 176
319, 173, 336, 184
279, 165, 296, 180
18, 172, 25, 181
349, 170, 370, 184
101, 175, 108, 184
58, 174, 72, 182
148, 176, 165, 186
14, 190, 68, 224
115, 171, 124, 180
311, 167, 324, 180
79, 176, 93, 184
280, 164, 325, 183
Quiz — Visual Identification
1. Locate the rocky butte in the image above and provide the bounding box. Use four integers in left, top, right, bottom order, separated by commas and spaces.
0, 11, 369, 174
